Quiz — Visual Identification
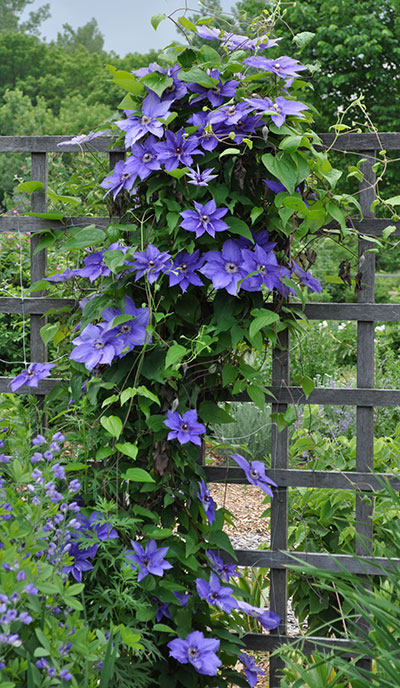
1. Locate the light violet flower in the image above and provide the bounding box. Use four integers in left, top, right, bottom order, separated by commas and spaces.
196, 572, 238, 613
180, 199, 228, 238
164, 409, 206, 446
231, 453, 277, 497
125, 539, 172, 582
10, 363, 55, 392
115, 92, 171, 147
167, 631, 221, 676
197, 479, 216, 524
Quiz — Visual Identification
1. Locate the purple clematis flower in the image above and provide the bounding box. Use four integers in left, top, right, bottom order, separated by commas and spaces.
45, 267, 76, 282
206, 551, 241, 582
167, 631, 221, 676
244, 55, 307, 87
129, 136, 162, 180
63, 542, 98, 582
74, 251, 111, 282
196, 25, 282, 51
102, 296, 151, 350
196, 572, 238, 613
180, 199, 228, 238
197, 479, 216, 524
238, 652, 266, 687
57, 130, 106, 148
231, 454, 277, 497
164, 409, 206, 446
186, 166, 217, 186
236, 599, 281, 630
100, 159, 138, 200
157, 129, 203, 171
241, 244, 282, 292
125, 539, 173, 582
186, 111, 227, 151
173, 591, 192, 607
154, 599, 172, 622
70, 323, 124, 371
188, 69, 238, 107
168, 250, 204, 293
200, 240, 247, 296
73, 511, 118, 542
132, 244, 171, 284
115, 92, 171, 147
208, 102, 251, 127
268, 96, 309, 128
291, 261, 322, 293
10, 363, 55, 392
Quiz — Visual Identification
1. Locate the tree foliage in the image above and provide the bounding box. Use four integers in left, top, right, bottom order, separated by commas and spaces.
0, 0, 50, 34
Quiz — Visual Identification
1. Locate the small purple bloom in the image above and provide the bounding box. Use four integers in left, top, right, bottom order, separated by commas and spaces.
154, 600, 171, 623
231, 454, 277, 497
74, 250, 111, 282
68, 479, 81, 494
173, 591, 191, 607
236, 600, 281, 630
52, 463, 66, 479
47, 667, 57, 677
132, 244, 171, 284
0, 454, 10, 464
31, 452, 43, 463
59, 669, 73, 681
167, 631, 221, 676
35, 658, 49, 669
45, 267, 76, 282
206, 551, 241, 582
188, 69, 238, 107
32, 434, 46, 446
125, 539, 172, 582
52, 432, 65, 443
16, 571, 26, 581
200, 240, 247, 296
164, 409, 206, 446
186, 166, 217, 187
70, 323, 123, 371
63, 542, 98, 582
18, 611, 33, 625
10, 363, 55, 392
24, 583, 38, 595
100, 159, 138, 200
57, 130, 106, 148
239, 652, 265, 687
129, 135, 162, 180
197, 479, 216, 525
115, 92, 171, 147
180, 199, 228, 239
196, 572, 237, 613
291, 261, 322, 293
267, 96, 309, 128
244, 55, 307, 87
157, 129, 203, 171
102, 296, 151, 351
241, 245, 282, 292
74, 511, 118, 542
168, 250, 204, 293
43, 450, 53, 461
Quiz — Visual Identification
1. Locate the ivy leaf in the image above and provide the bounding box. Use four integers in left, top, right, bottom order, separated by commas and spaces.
199, 401, 234, 424
141, 73, 173, 98
122, 468, 155, 483
165, 344, 187, 369
63, 226, 106, 250
100, 415, 122, 439
226, 217, 254, 243
151, 13, 167, 30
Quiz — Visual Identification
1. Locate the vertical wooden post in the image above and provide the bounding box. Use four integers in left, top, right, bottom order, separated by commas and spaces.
269, 329, 289, 687
30, 152, 48, 365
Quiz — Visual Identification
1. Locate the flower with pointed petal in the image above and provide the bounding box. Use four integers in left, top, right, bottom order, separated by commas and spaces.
200, 240, 247, 296
168, 250, 204, 293
196, 572, 237, 613
125, 539, 172, 582
238, 651, 266, 687
168, 631, 221, 676
231, 454, 277, 497
197, 479, 216, 524
132, 244, 172, 284
10, 363, 55, 392
180, 199, 228, 239
115, 92, 171, 147
164, 409, 206, 446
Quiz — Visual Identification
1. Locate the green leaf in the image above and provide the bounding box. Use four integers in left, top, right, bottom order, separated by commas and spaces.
66, 583, 85, 596
199, 44, 221, 64
177, 48, 198, 69
26, 211, 64, 220
106, 65, 144, 96
63, 225, 106, 250
165, 344, 187, 369
250, 206, 264, 224
222, 363, 237, 386
226, 217, 253, 243
293, 31, 315, 48
136, 385, 160, 406
279, 135, 302, 152
100, 415, 123, 439
282, 195, 308, 213
122, 468, 155, 483
247, 385, 266, 410
199, 401, 234, 424
116, 442, 138, 460
262, 153, 298, 195
120, 626, 142, 648
178, 67, 219, 88
47, 189, 80, 206
15, 180, 44, 194
103, 249, 126, 273
382, 224, 397, 239
219, 147, 240, 158
153, 624, 176, 633
294, 375, 315, 397
386, 195, 400, 206
40, 322, 59, 346
166, 167, 189, 179
326, 202, 346, 230
178, 15, 198, 32
151, 13, 167, 30
249, 309, 280, 339
141, 73, 173, 98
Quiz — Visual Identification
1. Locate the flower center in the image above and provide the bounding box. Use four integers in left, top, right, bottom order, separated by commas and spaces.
180, 263, 187, 272
211, 592, 219, 600
203, 495, 210, 503
272, 103, 280, 112
274, 63, 281, 70
143, 153, 153, 163
250, 469, 259, 479
148, 260, 156, 268
121, 173, 131, 181
166, 84, 176, 94
120, 324, 131, 334
181, 422, 189, 431
225, 262, 238, 274
142, 557, 150, 567
257, 264, 266, 273
211, 86, 221, 94
175, 146, 183, 156
228, 106, 236, 116
94, 340, 105, 350
201, 215, 210, 224
141, 115, 151, 125
27, 368, 34, 377
188, 647, 198, 659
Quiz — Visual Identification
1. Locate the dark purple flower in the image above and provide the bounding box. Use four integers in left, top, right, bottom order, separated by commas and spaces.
236, 600, 281, 630
186, 111, 226, 151
188, 69, 238, 107
196, 572, 237, 613
291, 261, 322, 293
35, 658, 49, 669
206, 551, 241, 582
70, 323, 123, 371
164, 409, 206, 446
100, 159, 138, 200
241, 245, 282, 292
45, 267, 76, 282
157, 129, 203, 171
115, 93, 171, 147
132, 244, 171, 284
57, 130, 106, 148
10, 363, 55, 392
168, 251, 204, 293
180, 199, 228, 239
129, 136, 162, 180
186, 166, 217, 186
244, 55, 307, 87
238, 652, 265, 687
59, 669, 73, 681
154, 599, 171, 623
63, 542, 98, 582
200, 240, 247, 296
102, 296, 151, 350
197, 479, 216, 525
74, 511, 118, 541
173, 591, 191, 607
125, 539, 172, 582
231, 454, 277, 497
74, 250, 111, 282
268, 96, 309, 128
167, 631, 221, 676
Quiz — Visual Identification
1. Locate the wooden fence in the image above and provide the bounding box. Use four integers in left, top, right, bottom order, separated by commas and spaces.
1, 134, 400, 686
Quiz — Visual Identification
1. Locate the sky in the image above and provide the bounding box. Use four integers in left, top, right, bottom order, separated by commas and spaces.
22, 0, 235, 56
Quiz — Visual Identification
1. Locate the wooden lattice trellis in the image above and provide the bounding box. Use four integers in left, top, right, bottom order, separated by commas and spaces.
1, 134, 400, 686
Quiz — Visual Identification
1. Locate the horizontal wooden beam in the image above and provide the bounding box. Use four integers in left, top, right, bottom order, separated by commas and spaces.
320, 132, 400, 151
0, 216, 112, 233
0, 298, 75, 314
233, 386, 400, 407
230, 549, 400, 575
0, 136, 124, 153
304, 302, 400, 321
243, 632, 359, 655
0, 378, 62, 394
205, 466, 400, 492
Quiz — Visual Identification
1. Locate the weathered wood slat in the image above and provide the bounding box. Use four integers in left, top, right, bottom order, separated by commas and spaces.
320, 132, 400, 150
0, 298, 75, 314
0, 378, 62, 393
230, 549, 400, 575
205, 467, 400, 492
0, 216, 113, 233
0, 136, 123, 153
304, 303, 400, 321
232, 386, 400, 406
30, 152, 48, 366
243, 633, 359, 654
